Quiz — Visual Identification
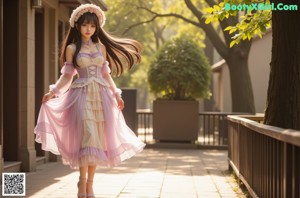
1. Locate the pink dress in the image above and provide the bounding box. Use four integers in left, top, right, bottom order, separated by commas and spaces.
34, 44, 145, 169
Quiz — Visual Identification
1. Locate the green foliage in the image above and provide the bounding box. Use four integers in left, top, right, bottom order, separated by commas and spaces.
105, 0, 207, 107
148, 36, 211, 100
104, 0, 163, 108
204, 0, 272, 47
105, 0, 176, 54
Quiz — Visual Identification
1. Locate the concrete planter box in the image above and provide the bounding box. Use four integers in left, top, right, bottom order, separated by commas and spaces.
153, 100, 199, 143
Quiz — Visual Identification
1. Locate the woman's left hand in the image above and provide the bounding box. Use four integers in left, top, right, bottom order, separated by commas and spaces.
116, 96, 124, 110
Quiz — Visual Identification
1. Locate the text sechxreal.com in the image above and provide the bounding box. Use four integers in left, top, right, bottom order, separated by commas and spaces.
225, 3, 298, 11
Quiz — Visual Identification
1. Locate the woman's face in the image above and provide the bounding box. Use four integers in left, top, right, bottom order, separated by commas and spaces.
80, 21, 96, 40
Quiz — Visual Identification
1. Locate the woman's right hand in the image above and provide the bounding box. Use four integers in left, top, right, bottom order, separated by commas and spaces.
42, 91, 55, 103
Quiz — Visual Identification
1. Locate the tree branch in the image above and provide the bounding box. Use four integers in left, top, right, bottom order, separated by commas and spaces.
138, 6, 201, 27
184, 0, 228, 58
124, 3, 230, 59
205, 0, 217, 8
122, 15, 158, 35
203, 0, 241, 47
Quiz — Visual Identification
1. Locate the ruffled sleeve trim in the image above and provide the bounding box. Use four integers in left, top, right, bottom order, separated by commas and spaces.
101, 61, 111, 75
61, 62, 77, 76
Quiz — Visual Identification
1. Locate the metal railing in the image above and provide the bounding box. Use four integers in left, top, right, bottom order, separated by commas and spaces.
227, 115, 300, 198
136, 110, 247, 147
198, 112, 237, 146
136, 109, 153, 143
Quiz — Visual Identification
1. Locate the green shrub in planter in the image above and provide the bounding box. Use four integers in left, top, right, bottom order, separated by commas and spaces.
148, 36, 211, 100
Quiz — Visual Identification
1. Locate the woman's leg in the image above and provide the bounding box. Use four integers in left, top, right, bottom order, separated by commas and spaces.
78, 166, 87, 198
86, 165, 96, 197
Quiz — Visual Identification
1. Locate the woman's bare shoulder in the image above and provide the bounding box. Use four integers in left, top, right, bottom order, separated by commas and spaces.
66, 44, 76, 60
66, 43, 76, 52
98, 42, 106, 54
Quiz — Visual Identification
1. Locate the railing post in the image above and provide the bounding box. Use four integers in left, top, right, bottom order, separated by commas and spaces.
292, 146, 299, 198
237, 122, 240, 179
283, 142, 292, 198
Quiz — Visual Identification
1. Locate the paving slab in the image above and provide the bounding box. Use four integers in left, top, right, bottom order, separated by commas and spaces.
3, 148, 246, 198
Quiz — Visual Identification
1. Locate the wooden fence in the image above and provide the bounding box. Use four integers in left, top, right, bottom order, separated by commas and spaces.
227, 115, 300, 198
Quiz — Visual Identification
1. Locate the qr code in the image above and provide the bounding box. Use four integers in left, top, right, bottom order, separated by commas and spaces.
2, 173, 26, 196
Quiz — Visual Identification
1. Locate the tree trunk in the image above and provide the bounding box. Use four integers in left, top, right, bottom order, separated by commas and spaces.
226, 49, 255, 114
264, 0, 300, 129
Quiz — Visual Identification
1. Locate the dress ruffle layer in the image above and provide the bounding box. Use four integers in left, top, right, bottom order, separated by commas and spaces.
35, 77, 145, 169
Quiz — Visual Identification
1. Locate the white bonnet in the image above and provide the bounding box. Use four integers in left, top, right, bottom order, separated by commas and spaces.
69, 4, 106, 28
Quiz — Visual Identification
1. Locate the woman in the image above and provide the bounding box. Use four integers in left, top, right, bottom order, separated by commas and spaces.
34, 4, 145, 198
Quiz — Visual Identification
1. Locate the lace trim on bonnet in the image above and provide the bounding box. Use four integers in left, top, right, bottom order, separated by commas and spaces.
69, 4, 106, 28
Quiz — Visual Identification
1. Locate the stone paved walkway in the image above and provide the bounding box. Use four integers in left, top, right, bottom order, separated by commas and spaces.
21, 148, 245, 198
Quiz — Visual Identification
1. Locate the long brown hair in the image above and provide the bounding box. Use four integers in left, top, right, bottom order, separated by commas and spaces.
60, 12, 142, 76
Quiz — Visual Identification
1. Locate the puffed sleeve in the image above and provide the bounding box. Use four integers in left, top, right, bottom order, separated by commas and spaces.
100, 61, 122, 98
49, 62, 76, 97
101, 61, 111, 75
61, 62, 77, 76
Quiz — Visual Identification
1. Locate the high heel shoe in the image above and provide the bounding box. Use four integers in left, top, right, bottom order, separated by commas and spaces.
77, 177, 87, 198
86, 179, 95, 198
